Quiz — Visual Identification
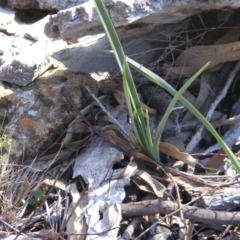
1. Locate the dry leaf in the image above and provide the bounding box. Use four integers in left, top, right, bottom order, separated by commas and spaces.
214, 24, 240, 45
101, 130, 134, 153
163, 25, 240, 77
110, 104, 125, 118
164, 136, 185, 152
176, 41, 240, 69
101, 124, 128, 139
27, 229, 59, 240
64, 119, 90, 144
159, 142, 197, 167
64, 136, 91, 151
135, 170, 165, 198
133, 176, 157, 194
32, 149, 73, 171
95, 110, 109, 126
113, 160, 138, 179
132, 151, 159, 168
66, 183, 88, 240
129, 130, 142, 151
203, 149, 225, 170
95, 105, 125, 126
41, 178, 66, 191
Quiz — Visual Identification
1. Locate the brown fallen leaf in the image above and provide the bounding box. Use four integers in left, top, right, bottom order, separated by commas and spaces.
32, 149, 73, 171
175, 41, 240, 70
64, 136, 91, 151
159, 142, 198, 167
132, 151, 159, 168
64, 119, 91, 144
41, 178, 66, 191
95, 105, 125, 126
214, 24, 240, 45
203, 149, 225, 170
66, 183, 88, 240
101, 129, 134, 153
164, 25, 240, 77
134, 170, 166, 198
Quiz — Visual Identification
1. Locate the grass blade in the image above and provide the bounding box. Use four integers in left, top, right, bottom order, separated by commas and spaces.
126, 57, 240, 173
94, 0, 155, 159
153, 62, 209, 162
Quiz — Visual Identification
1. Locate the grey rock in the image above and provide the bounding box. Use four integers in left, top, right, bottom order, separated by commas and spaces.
44, 0, 240, 41
44, 0, 240, 73
51, 20, 187, 73
52, 29, 158, 73
2, 67, 98, 162
0, 8, 66, 86
8, 0, 88, 10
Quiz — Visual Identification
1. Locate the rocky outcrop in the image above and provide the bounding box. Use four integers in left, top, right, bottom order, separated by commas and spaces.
0, 7, 66, 86
43, 0, 238, 73
2, 66, 98, 161
1, 0, 240, 161
44, 0, 239, 41
8, 0, 88, 11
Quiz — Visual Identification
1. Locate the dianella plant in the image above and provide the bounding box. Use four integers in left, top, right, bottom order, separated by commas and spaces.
93, 0, 240, 173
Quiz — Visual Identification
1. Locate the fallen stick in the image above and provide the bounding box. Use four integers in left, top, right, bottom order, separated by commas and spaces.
122, 198, 240, 225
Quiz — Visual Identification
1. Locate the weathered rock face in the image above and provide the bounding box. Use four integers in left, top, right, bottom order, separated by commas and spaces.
50, 20, 188, 73
4, 0, 240, 75
2, 67, 98, 161
0, 7, 66, 86
42, 0, 240, 73
1, 0, 240, 162
44, 0, 240, 41
8, 0, 88, 11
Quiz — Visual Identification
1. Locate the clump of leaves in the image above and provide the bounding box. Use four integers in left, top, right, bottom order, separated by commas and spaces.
93, 0, 240, 173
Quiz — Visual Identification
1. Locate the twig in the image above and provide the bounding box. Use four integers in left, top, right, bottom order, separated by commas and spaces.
168, 173, 188, 240
132, 171, 240, 240
54, 186, 88, 240
122, 198, 240, 225
85, 85, 133, 145
134, 218, 165, 240
219, 225, 232, 240
0, 219, 27, 236
120, 217, 140, 240
168, 173, 184, 222
186, 60, 240, 152
163, 115, 220, 137
211, 114, 240, 128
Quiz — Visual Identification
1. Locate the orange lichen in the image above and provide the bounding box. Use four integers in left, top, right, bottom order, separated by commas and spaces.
20, 117, 35, 127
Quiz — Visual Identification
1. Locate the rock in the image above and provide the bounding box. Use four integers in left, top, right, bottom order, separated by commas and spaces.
8, 0, 88, 11
50, 19, 188, 73
51, 27, 166, 73
44, 0, 240, 41
2, 67, 98, 162
0, 7, 66, 86
43, 0, 240, 73
1, 0, 240, 162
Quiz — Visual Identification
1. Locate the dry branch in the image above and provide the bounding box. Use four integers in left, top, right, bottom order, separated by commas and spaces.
122, 198, 240, 225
